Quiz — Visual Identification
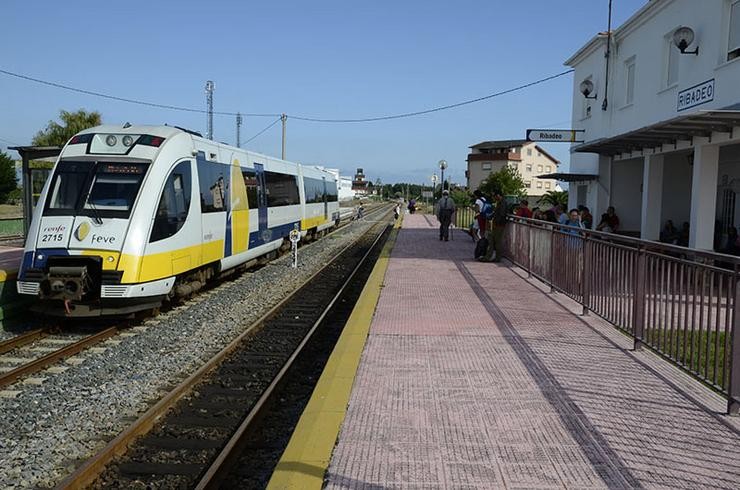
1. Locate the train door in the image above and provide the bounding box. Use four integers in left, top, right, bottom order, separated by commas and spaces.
322, 176, 328, 220
254, 163, 269, 239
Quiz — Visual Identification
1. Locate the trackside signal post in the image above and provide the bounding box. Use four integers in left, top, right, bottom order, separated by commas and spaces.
289, 225, 300, 268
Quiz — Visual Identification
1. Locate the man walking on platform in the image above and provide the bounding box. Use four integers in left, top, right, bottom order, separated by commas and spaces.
435, 189, 456, 241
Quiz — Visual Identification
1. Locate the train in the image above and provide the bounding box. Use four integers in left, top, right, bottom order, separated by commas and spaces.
16, 124, 340, 317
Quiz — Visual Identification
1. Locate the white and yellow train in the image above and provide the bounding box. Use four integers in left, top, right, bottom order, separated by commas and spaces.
17, 124, 340, 316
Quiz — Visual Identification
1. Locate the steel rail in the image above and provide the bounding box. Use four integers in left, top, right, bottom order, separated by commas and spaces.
0, 327, 117, 388
195, 216, 390, 489
56, 208, 392, 490
0, 328, 47, 355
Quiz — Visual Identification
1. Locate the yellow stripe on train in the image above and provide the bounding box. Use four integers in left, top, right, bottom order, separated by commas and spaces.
117, 240, 224, 284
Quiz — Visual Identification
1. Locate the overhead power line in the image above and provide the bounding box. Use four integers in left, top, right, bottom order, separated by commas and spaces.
0, 68, 279, 118
0, 67, 573, 124
243, 117, 282, 145
289, 69, 575, 123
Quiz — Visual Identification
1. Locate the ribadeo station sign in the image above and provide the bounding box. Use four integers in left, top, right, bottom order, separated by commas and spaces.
526, 129, 585, 143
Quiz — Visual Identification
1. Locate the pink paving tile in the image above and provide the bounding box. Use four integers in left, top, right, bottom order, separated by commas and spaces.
325, 214, 740, 489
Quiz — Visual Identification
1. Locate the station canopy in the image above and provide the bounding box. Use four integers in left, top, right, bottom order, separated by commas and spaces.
572, 107, 740, 156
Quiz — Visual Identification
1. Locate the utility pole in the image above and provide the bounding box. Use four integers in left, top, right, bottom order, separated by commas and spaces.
236, 112, 242, 148
281, 113, 287, 160
205, 80, 214, 140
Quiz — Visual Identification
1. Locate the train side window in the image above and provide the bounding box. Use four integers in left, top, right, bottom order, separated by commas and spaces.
326, 180, 338, 202
265, 171, 300, 207
197, 160, 225, 213
242, 169, 258, 209
303, 177, 324, 204
150, 161, 192, 243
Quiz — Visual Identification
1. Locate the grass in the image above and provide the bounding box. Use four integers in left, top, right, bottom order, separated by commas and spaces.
0, 205, 22, 219
645, 327, 728, 389
0, 219, 22, 236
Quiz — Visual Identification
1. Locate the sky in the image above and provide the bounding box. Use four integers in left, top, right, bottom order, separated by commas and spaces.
0, 0, 647, 186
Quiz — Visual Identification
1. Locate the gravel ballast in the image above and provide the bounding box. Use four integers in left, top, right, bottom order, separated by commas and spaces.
0, 216, 386, 488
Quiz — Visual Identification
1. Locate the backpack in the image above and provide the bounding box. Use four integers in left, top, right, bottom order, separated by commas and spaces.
474, 237, 489, 259
480, 198, 494, 220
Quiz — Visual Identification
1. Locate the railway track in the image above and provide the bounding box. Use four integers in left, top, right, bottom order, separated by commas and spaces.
57, 208, 393, 489
0, 327, 118, 389
0, 204, 386, 388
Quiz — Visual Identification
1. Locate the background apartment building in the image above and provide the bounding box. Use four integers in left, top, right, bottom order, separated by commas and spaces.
466, 140, 561, 201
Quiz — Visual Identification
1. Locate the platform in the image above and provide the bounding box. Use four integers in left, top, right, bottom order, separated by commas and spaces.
271, 214, 740, 489
0, 247, 26, 323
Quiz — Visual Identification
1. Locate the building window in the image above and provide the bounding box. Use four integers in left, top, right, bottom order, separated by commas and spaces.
730, 1, 740, 61
527, 148, 532, 156
546, 165, 551, 172
625, 57, 636, 105
537, 181, 543, 189
511, 147, 518, 153
482, 162, 492, 170
665, 34, 679, 87
526, 164, 532, 172
537, 151, 541, 157
537, 165, 543, 172
545, 182, 551, 189
525, 180, 531, 188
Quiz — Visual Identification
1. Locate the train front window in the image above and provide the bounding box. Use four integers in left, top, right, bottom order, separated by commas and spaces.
47, 161, 94, 211
46, 161, 148, 218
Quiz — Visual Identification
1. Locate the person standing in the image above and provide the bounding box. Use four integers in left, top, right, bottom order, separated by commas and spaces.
479, 191, 507, 262
473, 190, 489, 240
515, 199, 533, 219
435, 189, 456, 241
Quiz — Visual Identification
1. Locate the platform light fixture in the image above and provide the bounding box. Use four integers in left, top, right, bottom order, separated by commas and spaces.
438, 160, 448, 193
673, 26, 699, 55
580, 79, 597, 99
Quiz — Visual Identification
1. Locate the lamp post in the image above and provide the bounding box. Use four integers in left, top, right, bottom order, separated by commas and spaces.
438, 160, 448, 194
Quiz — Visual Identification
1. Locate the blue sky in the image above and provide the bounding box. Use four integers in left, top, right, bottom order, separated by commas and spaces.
0, 0, 646, 186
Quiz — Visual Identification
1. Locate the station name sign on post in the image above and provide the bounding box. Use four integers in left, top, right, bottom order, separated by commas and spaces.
526, 129, 584, 143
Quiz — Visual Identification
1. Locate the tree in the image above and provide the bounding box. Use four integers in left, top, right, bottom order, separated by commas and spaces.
32, 109, 102, 146
539, 190, 569, 208
450, 188, 472, 208
478, 165, 525, 198
0, 151, 18, 203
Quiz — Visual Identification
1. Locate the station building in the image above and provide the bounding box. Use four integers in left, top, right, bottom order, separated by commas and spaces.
555, 0, 740, 249
466, 140, 561, 203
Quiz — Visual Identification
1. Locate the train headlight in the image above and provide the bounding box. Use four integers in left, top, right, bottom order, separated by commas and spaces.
107, 256, 115, 263
106, 135, 118, 146
122, 135, 134, 147
37, 253, 44, 261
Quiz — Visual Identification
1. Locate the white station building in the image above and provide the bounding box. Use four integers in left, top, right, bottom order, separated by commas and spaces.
561, 0, 740, 250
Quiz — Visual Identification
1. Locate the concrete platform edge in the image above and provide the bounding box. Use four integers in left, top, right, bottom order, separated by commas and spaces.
266, 217, 402, 490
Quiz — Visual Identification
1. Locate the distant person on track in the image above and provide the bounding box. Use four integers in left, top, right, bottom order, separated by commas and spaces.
435, 189, 456, 241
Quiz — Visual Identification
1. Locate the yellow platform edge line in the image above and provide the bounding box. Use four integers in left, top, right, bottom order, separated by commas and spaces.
267, 216, 402, 490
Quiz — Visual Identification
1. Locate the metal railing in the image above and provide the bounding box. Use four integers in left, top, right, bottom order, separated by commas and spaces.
501, 215, 740, 414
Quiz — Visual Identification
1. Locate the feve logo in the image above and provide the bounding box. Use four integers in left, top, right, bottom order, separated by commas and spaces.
74, 222, 90, 241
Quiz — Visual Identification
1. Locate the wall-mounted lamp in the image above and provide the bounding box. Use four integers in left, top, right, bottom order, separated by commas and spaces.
673, 26, 699, 55
580, 79, 597, 99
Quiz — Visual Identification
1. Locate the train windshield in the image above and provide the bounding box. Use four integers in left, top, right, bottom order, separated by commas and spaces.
45, 161, 149, 218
